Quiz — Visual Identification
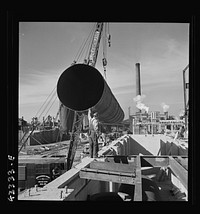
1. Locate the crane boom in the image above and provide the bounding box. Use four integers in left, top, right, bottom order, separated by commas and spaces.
87, 23, 104, 67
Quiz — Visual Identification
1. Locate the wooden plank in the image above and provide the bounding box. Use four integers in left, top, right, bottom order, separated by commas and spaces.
81, 167, 135, 177
18, 187, 73, 201
79, 170, 136, 185
141, 157, 169, 167
89, 161, 136, 173
134, 156, 142, 201
105, 155, 137, 165
168, 156, 188, 190
176, 156, 188, 170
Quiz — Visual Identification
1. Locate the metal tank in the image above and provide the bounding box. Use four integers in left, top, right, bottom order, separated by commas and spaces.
57, 64, 124, 124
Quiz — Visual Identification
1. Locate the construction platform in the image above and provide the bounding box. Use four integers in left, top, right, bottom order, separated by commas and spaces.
18, 134, 188, 201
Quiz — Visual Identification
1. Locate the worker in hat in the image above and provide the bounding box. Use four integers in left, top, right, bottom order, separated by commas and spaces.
88, 108, 100, 158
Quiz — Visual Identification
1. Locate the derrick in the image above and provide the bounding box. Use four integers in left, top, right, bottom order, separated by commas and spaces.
57, 23, 124, 170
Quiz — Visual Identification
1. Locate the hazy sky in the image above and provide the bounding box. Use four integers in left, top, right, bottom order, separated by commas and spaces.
19, 22, 189, 122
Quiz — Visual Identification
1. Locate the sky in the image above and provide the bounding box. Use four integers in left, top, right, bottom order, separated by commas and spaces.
19, 22, 189, 123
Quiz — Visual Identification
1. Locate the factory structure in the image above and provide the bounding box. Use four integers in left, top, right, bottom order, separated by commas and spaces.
127, 63, 185, 135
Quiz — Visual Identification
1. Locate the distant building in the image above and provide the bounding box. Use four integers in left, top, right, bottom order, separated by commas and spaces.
18, 117, 30, 147
18, 117, 28, 131
129, 111, 184, 135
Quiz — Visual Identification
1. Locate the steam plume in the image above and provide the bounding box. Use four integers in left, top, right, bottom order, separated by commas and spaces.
161, 102, 169, 112
179, 109, 185, 117
133, 95, 149, 113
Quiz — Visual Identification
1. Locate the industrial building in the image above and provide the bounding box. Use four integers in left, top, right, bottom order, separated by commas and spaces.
127, 63, 185, 135
129, 111, 184, 135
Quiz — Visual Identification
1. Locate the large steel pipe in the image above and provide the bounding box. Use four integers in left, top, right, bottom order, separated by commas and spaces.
57, 64, 124, 123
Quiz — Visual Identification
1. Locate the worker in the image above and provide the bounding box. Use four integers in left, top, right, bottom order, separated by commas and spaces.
174, 125, 185, 140
88, 108, 100, 158
179, 126, 185, 139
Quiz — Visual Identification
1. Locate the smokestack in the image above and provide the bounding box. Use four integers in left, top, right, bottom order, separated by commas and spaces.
164, 111, 168, 120
135, 63, 141, 113
135, 63, 141, 96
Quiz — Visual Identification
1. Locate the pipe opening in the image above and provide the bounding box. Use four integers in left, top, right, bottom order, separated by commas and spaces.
57, 64, 104, 111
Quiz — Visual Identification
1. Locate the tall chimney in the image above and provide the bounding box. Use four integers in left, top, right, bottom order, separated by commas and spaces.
135, 63, 141, 113
164, 111, 168, 120
135, 63, 141, 96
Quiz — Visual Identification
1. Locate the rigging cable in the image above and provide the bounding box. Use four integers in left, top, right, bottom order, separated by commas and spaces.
43, 94, 58, 119
102, 23, 108, 80
36, 89, 57, 121
73, 23, 96, 64
34, 86, 56, 119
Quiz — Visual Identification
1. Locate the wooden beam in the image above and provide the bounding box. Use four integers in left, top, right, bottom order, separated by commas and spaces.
104, 155, 130, 164
134, 156, 142, 201
79, 168, 136, 185
90, 161, 136, 173
176, 156, 188, 170
168, 156, 188, 190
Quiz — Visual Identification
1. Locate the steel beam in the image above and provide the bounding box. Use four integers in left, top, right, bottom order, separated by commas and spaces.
168, 156, 188, 190
134, 155, 142, 201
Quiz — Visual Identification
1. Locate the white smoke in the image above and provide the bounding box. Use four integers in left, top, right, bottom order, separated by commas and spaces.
136, 102, 149, 113
179, 109, 185, 117
133, 94, 146, 102
133, 95, 149, 113
161, 102, 169, 112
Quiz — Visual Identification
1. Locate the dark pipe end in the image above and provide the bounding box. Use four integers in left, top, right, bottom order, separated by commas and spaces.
57, 64, 104, 111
